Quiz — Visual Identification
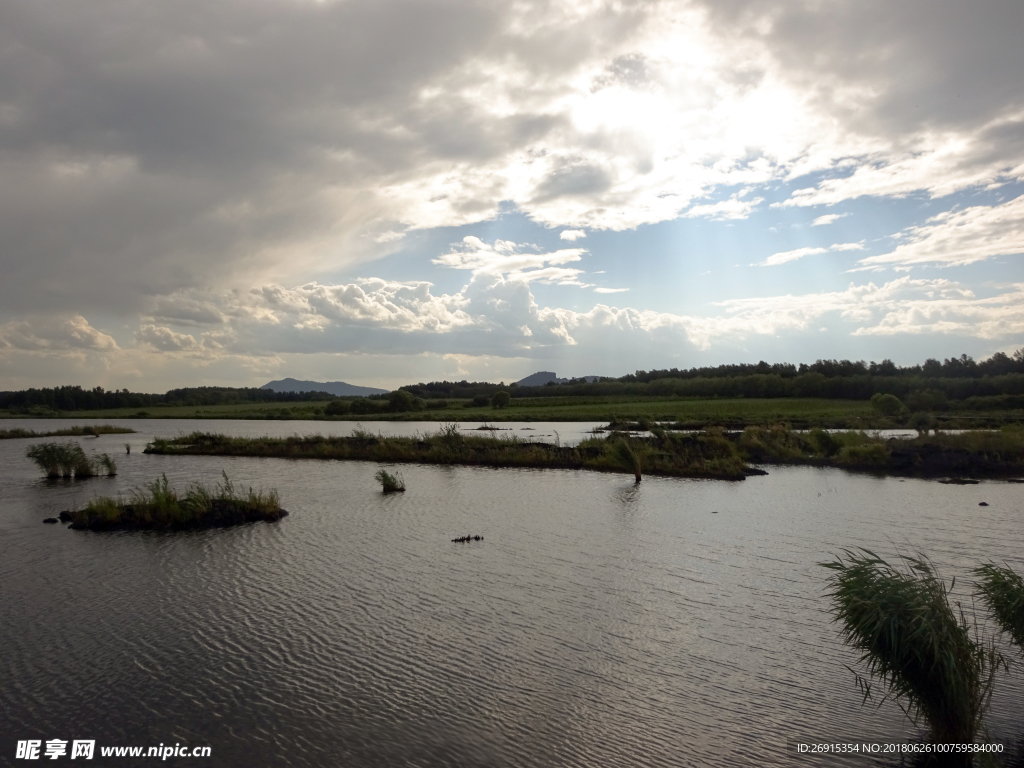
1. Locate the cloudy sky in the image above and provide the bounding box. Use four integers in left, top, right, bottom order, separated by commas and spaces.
2, 0, 1023, 390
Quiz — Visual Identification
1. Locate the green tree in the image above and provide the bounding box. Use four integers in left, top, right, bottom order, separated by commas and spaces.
324, 399, 349, 416
491, 391, 511, 409
388, 389, 424, 412
350, 398, 385, 415
870, 392, 906, 418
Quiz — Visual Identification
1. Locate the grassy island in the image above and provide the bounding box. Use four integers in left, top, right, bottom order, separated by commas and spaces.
2, 424, 133, 439
142, 424, 1024, 481
144, 425, 758, 480
62, 473, 287, 531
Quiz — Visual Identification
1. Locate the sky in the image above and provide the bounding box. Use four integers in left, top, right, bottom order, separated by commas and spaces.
1, 0, 1023, 391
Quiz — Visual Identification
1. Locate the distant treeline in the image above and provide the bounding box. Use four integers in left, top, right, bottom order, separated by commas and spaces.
621, 351, 1024, 383
400, 351, 1024, 405
6, 351, 1024, 413
388, 380, 518, 400
0, 385, 334, 412
507, 372, 1024, 405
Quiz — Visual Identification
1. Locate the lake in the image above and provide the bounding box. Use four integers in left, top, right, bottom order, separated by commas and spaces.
1, 420, 1022, 766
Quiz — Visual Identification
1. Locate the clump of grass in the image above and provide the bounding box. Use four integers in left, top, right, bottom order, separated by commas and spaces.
835, 441, 891, 467
350, 424, 378, 441
26, 442, 90, 478
26, 442, 118, 478
97, 453, 117, 476
68, 471, 285, 530
822, 549, 1003, 745
612, 436, 647, 483
808, 428, 841, 457
375, 468, 405, 493
72, 451, 96, 478
974, 563, 1024, 656
435, 421, 464, 450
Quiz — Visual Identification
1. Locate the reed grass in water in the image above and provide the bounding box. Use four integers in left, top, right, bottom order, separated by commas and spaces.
374, 469, 405, 493
26, 442, 117, 478
974, 563, 1024, 656
611, 436, 647, 483
822, 550, 1003, 746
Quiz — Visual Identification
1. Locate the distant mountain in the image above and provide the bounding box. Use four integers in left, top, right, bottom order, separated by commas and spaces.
514, 371, 605, 387
516, 371, 559, 387
261, 378, 388, 397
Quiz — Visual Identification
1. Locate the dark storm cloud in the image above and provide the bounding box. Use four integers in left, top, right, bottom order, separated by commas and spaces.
0, 0, 664, 315
0, 0, 512, 312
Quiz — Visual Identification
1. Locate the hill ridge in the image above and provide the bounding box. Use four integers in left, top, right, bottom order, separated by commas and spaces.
261, 378, 388, 397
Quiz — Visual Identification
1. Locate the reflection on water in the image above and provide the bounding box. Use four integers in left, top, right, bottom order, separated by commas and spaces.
0, 422, 1022, 766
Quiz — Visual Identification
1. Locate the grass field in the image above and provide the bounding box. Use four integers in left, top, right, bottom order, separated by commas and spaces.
3, 396, 1022, 429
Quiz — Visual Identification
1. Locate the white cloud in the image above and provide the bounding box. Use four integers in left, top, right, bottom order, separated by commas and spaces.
560, 229, 586, 241
775, 112, 1024, 209
761, 246, 828, 267
135, 325, 200, 353
685, 194, 765, 221
254, 279, 474, 334
432, 236, 590, 285
0, 315, 118, 353
6, 273, 1023, 392
142, 274, 1024, 362
812, 213, 849, 226
759, 241, 864, 266
711, 277, 1024, 340
856, 194, 1024, 269
594, 287, 629, 294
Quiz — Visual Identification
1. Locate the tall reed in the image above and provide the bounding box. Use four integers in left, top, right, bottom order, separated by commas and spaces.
974, 563, 1024, 656
822, 550, 1003, 746
26, 442, 117, 478
612, 436, 646, 483
26, 442, 90, 478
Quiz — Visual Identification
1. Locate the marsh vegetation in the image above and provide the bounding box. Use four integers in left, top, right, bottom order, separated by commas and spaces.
1, 424, 133, 439
62, 472, 286, 531
974, 564, 1024, 658
26, 442, 117, 479
144, 423, 757, 480
823, 550, 1005, 751
374, 469, 406, 493
143, 424, 1024, 481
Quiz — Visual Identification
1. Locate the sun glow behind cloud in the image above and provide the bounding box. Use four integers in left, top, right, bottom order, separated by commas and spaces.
1, 0, 1024, 387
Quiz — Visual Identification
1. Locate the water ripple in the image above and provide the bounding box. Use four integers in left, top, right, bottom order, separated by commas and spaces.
1, 435, 1022, 766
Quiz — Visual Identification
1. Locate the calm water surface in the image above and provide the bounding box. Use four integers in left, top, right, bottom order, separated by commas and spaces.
1, 421, 1022, 766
